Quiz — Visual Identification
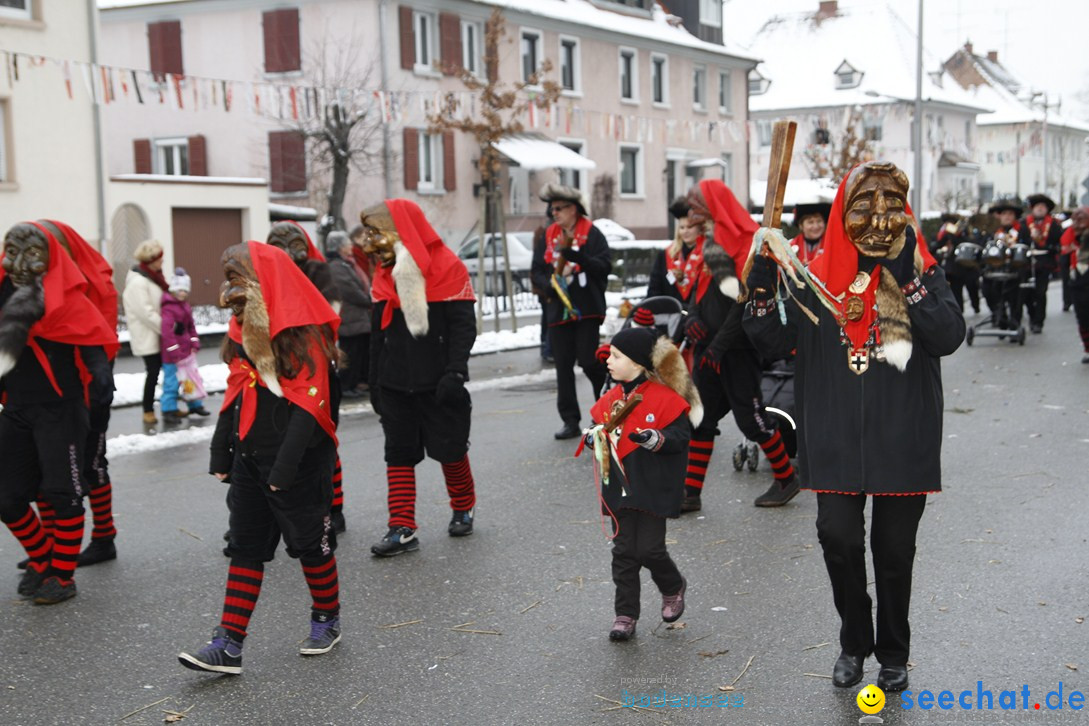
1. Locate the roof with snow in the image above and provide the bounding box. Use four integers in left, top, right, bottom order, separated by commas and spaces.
740, 1, 989, 114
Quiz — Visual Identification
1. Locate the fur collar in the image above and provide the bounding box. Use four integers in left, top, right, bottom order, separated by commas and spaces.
239, 278, 283, 397
650, 336, 703, 427
392, 240, 429, 337
0, 282, 45, 380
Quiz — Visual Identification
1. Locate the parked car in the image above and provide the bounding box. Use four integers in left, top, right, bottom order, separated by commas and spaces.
457, 232, 534, 295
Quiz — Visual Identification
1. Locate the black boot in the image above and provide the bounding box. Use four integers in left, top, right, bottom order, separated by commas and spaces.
832, 651, 866, 688
77, 538, 117, 567
754, 475, 800, 507
877, 665, 909, 692
554, 421, 580, 440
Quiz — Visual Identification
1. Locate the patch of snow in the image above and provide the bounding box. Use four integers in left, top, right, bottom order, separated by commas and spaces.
594, 218, 635, 242
472, 325, 542, 355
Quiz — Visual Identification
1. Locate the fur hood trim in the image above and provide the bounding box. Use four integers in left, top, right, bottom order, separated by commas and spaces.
240, 279, 283, 397
0, 282, 45, 380
392, 240, 429, 338
650, 336, 703, 427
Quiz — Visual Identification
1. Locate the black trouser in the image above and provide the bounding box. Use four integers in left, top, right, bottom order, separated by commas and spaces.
1073, 284, 1089, 352
1058, 253, 1072, 310
0, 401, 88, 522
549, 319, 606, 425
692, 347, 776, 444
141, 353, 161, 413
816, 493, 927, 667
223, 438, 337, 562
379, 386, 472, 466
1024, 268, 1052, 328
982, 276, 1024, 328
947, 272, 980, 313
338, 332, 369, 391
611, 509, 683, 619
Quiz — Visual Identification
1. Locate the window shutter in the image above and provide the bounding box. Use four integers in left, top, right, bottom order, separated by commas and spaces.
134, 138, 152, 174
187, 134, 207, 176
439, 12, 461, 75
149, 20, 183, 79
403, 128, 419, 191
443, 131, 456, 191
269, 130, 306, 193
399, 6, 415, 71
263, 8, 300, 73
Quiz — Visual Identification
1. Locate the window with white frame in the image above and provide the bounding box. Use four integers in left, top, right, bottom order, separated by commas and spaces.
619, 144, 643, 196
700, 0, 722, 27
834, 60, 862, 89
748, 68, 770, 95
651, 54, 668, 106
418, 131, 442, 192
692, 64, 706, 110
558, 140, 587, 191
863, 117, 883, 142
0, 99, 9, 182
756, 119, 772, 147
560, 37, 580, 93
413, 11, 437, 73
155, 137, 189, 175
719, 152, 733, 186
461, 20, 482, 77
619, 47, 638, 102
718, 70, 732, 113
0, 0, 31, 20
521, 30, 541, 84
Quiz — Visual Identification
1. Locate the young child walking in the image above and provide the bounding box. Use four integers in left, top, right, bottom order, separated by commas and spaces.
160, 268, 208, 421
178, 242, 341, 675
581, 327, 702, 640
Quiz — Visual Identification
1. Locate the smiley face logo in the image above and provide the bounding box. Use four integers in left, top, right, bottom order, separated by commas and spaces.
856, 684, 885, 714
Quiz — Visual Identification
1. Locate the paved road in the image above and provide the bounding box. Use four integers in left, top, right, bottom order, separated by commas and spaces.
0, 297, 1087, 725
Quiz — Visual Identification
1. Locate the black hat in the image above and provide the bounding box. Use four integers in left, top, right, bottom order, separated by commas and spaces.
793, 202, 832, 222
1025, 193, 1056, 213
940, 212, 961, 224
610, 327, 657, 371
538, 183, 590, 217
668, 197, 691, 220
988, 198, 1022, 215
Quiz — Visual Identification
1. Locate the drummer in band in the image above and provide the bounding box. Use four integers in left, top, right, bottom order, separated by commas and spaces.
789, 199, 831, 266
1021, 194, 1063, 334
933, 213, 981, 314
982, 200, 1029, 330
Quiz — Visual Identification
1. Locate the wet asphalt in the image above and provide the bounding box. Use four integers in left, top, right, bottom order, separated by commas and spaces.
0, 296, 1087, 725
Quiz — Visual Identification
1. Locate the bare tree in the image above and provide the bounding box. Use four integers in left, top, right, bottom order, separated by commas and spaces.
803, 106, 874, 183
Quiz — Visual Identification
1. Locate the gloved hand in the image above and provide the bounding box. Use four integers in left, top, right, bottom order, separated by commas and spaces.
745, 254, 778, 297
173, 321, 185, 335
885, 230, 918, 286
435, 370, 466, 406
628, 429, 663, 451
558, 246, 585, 264
684, 317, 709, 346
698, 348, 722, 375
595, 343, 612, 365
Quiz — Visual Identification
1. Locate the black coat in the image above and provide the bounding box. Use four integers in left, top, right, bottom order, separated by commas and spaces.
530, 222, 612, 325
369, 299, 476, 393
327, 253, 372, 336
1022, 216, 1063, 272
742, 265, 965, 495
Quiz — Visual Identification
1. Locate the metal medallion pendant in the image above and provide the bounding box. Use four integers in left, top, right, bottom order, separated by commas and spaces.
845, 296, 865, 322
848, 347, 869, 375
848, 271, 871, 294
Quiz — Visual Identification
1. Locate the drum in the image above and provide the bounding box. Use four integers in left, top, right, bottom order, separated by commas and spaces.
982, 243, 1006, 268
1008, 243, 1029, 270
954, 242, 982, 269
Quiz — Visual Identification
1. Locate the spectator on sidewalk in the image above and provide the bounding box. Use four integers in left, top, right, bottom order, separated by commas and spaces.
122, 240, 167, 425
325, 231, 372, 398
160, 268, 208, 421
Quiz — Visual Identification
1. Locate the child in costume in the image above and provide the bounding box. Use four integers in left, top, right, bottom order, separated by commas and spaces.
179, 241, 341, 675
160, 267, 208, 422
580, 327, 702, 640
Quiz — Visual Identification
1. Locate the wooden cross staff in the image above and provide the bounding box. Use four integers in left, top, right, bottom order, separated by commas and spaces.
742, 120, 797, 294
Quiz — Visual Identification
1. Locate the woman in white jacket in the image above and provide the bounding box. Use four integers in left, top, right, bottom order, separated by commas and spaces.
122, 240, 168, 424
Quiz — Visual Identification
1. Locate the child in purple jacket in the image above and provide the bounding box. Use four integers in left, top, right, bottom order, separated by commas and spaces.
161, 268, 209, 421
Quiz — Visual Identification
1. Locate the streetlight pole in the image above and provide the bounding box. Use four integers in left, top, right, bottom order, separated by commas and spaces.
913, 0, 924, 213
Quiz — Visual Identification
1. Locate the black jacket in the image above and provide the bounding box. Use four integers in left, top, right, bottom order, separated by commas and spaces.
742, 265, 965, 495
530, 223, 612, 325
327, 253, 372, 336
369, 299, 476, 393
302, 259, 340, 305
1022, 215, 1063, 272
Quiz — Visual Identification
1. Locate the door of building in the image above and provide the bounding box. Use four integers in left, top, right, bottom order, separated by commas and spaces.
171, 208, 244, 306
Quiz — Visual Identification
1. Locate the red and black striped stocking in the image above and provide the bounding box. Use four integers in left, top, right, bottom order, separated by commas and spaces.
441, 456, 476, 512
759, 430, 795, 482
220, 560, 264, 641
387, 465, 417, 529
301, 554, 340, 620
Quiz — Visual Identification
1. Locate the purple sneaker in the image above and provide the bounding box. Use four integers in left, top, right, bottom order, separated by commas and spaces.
661, 577, 686, 623
178, 627, 243, 675
300, 615, 341, 655
608, 615, 637, 641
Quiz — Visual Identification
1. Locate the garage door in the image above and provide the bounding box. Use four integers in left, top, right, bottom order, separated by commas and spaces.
171, 208, 244, 306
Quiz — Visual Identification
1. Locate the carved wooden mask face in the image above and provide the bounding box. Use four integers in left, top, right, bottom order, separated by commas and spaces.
266, 223, 310, 266
219, 243, 256, 321
685, 185, 710, 225
359, 204, 399, 268
2, 224, 50, 288
843, 162, 910, 258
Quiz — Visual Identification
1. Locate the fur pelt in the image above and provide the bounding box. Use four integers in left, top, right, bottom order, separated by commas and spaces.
649, 336, 703, 427
392, 240, 429, 338
875, 268, 912, 371
0, 282, 45, 380
703, 239, 741, 301
239, 279, 283, 397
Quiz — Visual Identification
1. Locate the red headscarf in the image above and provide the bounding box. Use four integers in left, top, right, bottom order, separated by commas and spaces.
807, 171, 937, 297
43, 220, 119, 336
223, 241, 340, 443
0, 223, 120, 395
370, 199, 475, 329
698, 179, 759, 272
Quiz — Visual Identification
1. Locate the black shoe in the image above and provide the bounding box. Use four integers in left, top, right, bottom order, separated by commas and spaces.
371, 526, 420, 557
1031, 323, 1043, 334
223, 529, 231, 542
448, 508, 474, 537
33, 575, 77, 605
877, 664, 909, 692
163, 410, 187, 424
16, 557, 28, 571
222, 546, 231, 558
178, 626, 243, 675
554, 422, 581, 440
17, 567, 45, 597
680, 494, 702, 513
832, 651, 866, 688
754, 476, 800, 507
77, 538, 117, 567
188, 406, 212, 417
331, 510, 346, 534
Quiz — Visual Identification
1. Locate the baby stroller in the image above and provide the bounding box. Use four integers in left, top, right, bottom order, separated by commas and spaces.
598, 296, 687, 397
967, 241, 1030, 346
732, 358, 798, 472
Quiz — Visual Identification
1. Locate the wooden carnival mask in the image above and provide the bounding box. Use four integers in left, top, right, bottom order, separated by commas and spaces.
358, 203, 399, 268
2, 224, 50, 288
266, 222, 310, 266
843, 161, 910, 259
685, 185, 710, 226
219, 243, 257, 321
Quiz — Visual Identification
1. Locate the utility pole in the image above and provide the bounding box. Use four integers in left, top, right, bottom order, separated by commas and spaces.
913, 0, 924, 213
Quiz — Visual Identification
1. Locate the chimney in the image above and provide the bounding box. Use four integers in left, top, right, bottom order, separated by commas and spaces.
963, 41, 973, 55
986, 50, 998, 63
817, 0, 838, 17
